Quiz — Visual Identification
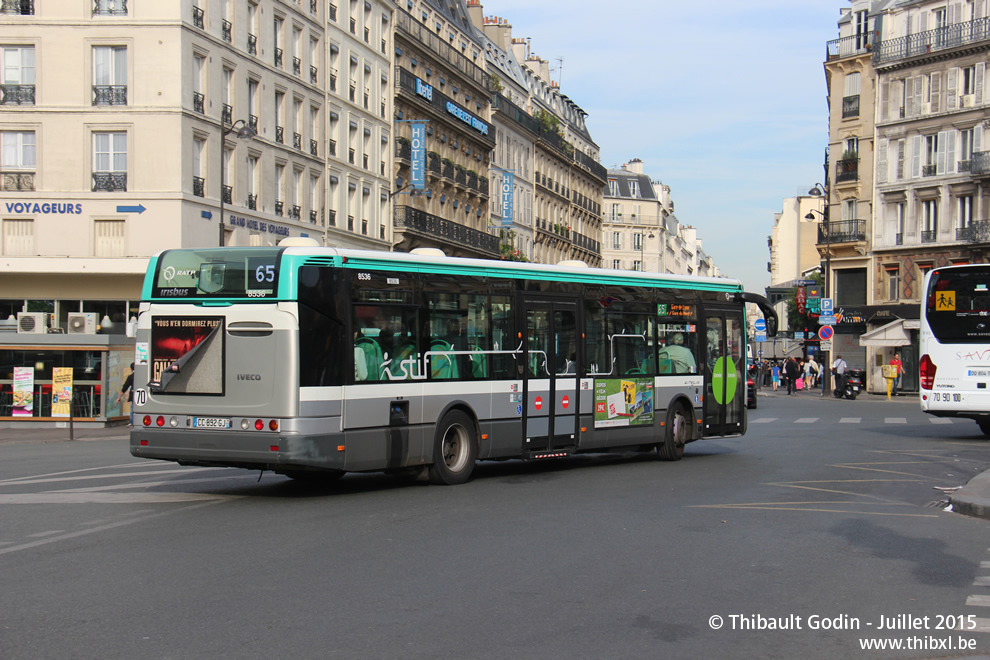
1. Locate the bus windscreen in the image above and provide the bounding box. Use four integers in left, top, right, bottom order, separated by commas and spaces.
152, 248, 283, 299
926, 265, 990, 343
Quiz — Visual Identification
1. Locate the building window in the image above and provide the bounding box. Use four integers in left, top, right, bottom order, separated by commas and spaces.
1, 130, 35, 169
633, 232, 643, 250
611, 259, 620, 270
93, 0, 127, 15
960, 128, 975, 171
921, 199, 938, 242
633, 260, 642, 271
607, 179, 618, 197
958, 195, 973, 229
2, 218, 34, 256
94, 219, 125, 257
611, 231, 620, 249
894, 201, 905, 245
885, 266, 899, 301
0, 45, 35, 105
92, 131, 127, 192
628, 180, 638, 198
962, 65, 977, 96
93, 46, 127, 105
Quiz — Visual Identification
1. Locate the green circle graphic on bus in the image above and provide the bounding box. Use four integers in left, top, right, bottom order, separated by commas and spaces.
712, 356, 738, 405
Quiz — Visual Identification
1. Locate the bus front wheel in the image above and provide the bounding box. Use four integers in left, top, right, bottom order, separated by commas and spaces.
657, 405, 689, 461
428, 410, 478, 485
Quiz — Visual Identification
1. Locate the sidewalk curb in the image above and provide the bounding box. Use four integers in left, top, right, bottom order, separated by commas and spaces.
950, 471, 990, 521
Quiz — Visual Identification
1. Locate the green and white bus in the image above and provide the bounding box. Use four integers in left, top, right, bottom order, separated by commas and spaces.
129, 242, 777, 484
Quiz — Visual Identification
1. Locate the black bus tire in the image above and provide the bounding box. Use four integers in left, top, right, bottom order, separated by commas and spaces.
657, 405, 688, 461
428, 410, 478, 485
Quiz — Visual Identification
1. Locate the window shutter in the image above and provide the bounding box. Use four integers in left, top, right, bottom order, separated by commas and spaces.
880, 80, 889, 121
877, 138, 888, 184
931, 72, 941, 113
947, 68, 958, 110
905, 77, 915, 117
976, 124, 983, 154
937, 131, 947, 175
915, 75, 925, 114
946, 130, 956, 174
912, 135, 922, 178
976, 62, 985, 104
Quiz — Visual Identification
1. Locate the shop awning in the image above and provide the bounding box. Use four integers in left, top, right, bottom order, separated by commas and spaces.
859, 319, 912, 347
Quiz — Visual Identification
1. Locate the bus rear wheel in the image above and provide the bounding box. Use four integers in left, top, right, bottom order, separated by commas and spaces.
428, 410, 478, 485
657, 405, 689, 461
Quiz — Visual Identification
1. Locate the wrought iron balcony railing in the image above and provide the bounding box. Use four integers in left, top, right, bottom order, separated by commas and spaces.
92, 85, 127, 105
835, 158, 859, 183
960, 220, 990, 243
328, 139, 336, 156
276, 126, 284, 144
921, 229, 937, 243
293, 132, 302, 150
327, 209, 336, 226
192, 5, 204, 29
310, 209, 318, 223
396, 141, 411, 161
310, 65, 318, 85
922, 164, 937, 177
93, 0, 126, 16
222, 104, 232, 124
248, 34, 257, 56
275, 48, 283, 69
193, 175, 204, 197
247, 193, 257, 210
222, 184, 231, 204
347, 215, 354, 231
275, 200, 283, 216
817, 219, 866, 244
363, 154, 369, 169
0, 84, 34, 105
310, 0, 317, 15
959, 159, 972, 172
0, 172, 34, 191
193, 91, 204, 114
876, 16, 990, 65
826, 31, 875, 60
291, 205, 301, 220
92, 172, 127, 192
248, 114, 258, 132
329, 3, 336, 21
972, 151, 990, 174
394, 206, 500, 257
293, 57, 301, 76
222, 19, 231, 42
895, 233, 903, 245
310, 139, 318, 157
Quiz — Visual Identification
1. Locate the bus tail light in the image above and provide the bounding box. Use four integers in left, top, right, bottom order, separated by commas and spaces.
142, 415, 152, 426
156, 416, 165, 427
254, 419, 264, 431
920, 354, 936, 390
268, 419, 278, 431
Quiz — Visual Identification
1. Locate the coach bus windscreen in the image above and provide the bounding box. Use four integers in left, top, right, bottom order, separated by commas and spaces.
152, 248, 284, 299
926, 265, 990, 343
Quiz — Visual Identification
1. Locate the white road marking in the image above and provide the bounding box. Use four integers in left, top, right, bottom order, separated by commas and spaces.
929, 418, 955, 424
974, 576, 990, 586
966, 617, 990, 633
840, 418, 861, 423
27, 530, 64, 538
0, 493, 241, 504
885, 418, 908, 424
967, 595, 990, 607
794, 418, 819, 424
750, 418, 777, 423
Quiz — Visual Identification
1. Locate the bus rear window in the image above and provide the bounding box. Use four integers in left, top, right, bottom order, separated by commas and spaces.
152, 248, 283, 299
926, 266, 990, 342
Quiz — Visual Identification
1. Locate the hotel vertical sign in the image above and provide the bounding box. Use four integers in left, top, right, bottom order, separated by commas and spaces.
410, 121, 426, 190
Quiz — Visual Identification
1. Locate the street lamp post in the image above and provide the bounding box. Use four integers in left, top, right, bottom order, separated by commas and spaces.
807, 183, 831, 396
219, 119, 258, 246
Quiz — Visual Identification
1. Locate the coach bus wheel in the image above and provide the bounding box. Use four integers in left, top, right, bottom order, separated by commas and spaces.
284, 469, 345, 483
428, 410, 478, 485
657, 405, 688, 462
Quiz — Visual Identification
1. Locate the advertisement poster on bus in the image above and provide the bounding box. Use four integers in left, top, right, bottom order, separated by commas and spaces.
12, 367, 34, 417
593, 377, 654, 428
149, 316, 224, 394
52, 367, 73, 418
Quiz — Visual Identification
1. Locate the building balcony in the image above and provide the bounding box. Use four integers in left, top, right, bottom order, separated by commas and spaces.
875, 15, 990, 66
192, 5, 203, 28
327, 209, 336, 226
248, 114, 258, 132
817, 219, 866, 244
310, 65, 318, 85
222, 104, 232, 125
248, 34, 257, 56
193, 91, 204, 114
957, 221, 990, 243
921, 230, 937, 243
328, 3, 336, 21
92, 171, 126, 192
294, 132, 302, 150
92, 85, 126, 105
247, 193, 257, 211
275, 48, 283, 69
923, 164, 937, 177
276, 126, 284, 144
275, 200, 283, 216
0, 84, 34, 105
1, 171, 34, 191
394, 206, 500, 257
93, 0, 126, 16
310, 139, 318, 157
222, 19, 231, 43
222, 185, 231, 204
826, 31, 875, 61
835, 158, 859, 183
328, 139, 336, 157
972, 151, 990, 175
329, 70, 337, 92
293, 57, 301, 76
290, 205, 301, 220
192, 175, 204, 197
310, 209, 317, 223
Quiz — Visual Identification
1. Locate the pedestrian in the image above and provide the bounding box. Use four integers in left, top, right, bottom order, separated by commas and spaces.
832, 354, 848, 393
806, 356, 819, 390
771, 361, 780, 391
785, 357, 800, 395
889, 352, 903, 396
116, 362, 135, 426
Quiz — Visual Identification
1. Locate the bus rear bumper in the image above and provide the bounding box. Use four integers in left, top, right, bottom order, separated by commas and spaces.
130, 427, 347, 472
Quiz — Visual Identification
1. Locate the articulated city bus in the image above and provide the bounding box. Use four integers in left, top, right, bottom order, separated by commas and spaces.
920, 264, 990, 435
129, 241, 777, 484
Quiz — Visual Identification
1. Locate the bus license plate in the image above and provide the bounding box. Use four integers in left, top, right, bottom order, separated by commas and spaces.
193, 417, 231, 429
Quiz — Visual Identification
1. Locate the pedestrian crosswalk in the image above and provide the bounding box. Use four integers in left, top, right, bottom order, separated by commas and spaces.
750, 416, 945, 425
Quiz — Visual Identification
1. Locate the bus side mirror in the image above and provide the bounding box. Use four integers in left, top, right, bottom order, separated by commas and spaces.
734, 292, 779, 338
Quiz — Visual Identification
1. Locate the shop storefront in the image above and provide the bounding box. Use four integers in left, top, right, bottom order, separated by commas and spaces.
857, 305, 920, 394
0, 333, 136, 427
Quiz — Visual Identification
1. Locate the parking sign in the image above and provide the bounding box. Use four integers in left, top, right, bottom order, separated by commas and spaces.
821, 298, 834, 314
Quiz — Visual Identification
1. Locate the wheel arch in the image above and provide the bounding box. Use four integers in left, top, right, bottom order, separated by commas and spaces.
434, 399, 482, 455
663, 393, 698, 443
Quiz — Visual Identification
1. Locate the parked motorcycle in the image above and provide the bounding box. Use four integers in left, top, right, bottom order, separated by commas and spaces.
833, 368, 865, 400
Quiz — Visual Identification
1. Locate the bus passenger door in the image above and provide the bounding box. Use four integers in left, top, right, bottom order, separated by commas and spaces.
703, 308, 745, 437
523, 299, 579, 456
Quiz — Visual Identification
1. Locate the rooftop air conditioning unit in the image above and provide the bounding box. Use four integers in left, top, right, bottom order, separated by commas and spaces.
17, 312, 47, 334
67, 312, 97, 334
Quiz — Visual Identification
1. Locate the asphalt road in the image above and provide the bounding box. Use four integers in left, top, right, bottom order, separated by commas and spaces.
1, 392, 989, 659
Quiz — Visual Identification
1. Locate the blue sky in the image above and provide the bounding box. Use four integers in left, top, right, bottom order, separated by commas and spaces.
482, 0, 842, 292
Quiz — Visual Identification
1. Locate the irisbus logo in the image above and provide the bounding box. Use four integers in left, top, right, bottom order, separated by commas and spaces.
237, 374, 262, 381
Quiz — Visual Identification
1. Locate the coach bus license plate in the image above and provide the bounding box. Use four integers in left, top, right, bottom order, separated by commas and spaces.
193, 417, 231, 429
